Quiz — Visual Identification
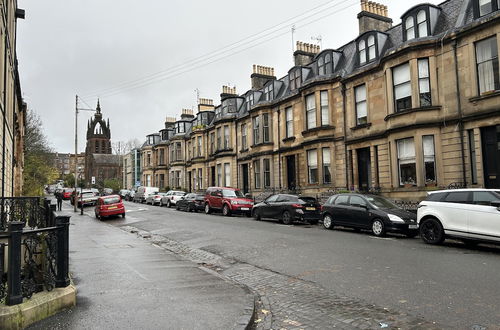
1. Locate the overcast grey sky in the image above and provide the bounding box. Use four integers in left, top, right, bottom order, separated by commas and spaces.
17, 0, 441, 153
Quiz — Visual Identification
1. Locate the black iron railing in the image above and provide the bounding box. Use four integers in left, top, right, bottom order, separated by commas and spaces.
0, 197, 70, 306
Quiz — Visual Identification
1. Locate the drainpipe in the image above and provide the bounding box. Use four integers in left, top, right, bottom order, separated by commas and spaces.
277, 109, 281, 189
235, 120, 239, 188
341, 82, 349, 190
452, 39, 467, 187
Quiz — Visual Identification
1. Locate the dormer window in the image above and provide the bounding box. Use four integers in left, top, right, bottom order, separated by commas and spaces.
215, 107, 221, 118
475, 0, 500, 17
405, 16, 415, 40
417, 10, 428, 37
175, 122, 185, 134
318, 52, 333, 75
289, 69, 302, 90
358, 33, 378, 65
264, 83, 274, 101
245, 93, 254, 109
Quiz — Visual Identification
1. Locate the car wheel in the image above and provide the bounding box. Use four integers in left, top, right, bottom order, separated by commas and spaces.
371, 219, 386, 237
419, 217, 445, 244
222, 204, 231, 217
167, 200, 171, 208
205, 203, 211, 214
323, 214, 334, 229
253, 209, 261, 220
282, 210, 293, 225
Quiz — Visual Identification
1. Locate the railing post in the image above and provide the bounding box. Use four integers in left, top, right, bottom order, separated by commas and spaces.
49, 204, 56, 227
55, 216, 70, 288
6, 221, 24, 305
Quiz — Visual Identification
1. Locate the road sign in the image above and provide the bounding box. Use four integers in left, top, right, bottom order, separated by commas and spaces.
91, 176, 96, 184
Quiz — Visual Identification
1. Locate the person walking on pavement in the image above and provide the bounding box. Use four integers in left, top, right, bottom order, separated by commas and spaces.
56, 191, 63, 211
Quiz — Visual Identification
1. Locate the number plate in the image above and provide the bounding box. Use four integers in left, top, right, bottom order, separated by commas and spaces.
306, 207, 316, 211
408, 224, 418, 229
108, 206, 118, 209
240, 207, 249, 211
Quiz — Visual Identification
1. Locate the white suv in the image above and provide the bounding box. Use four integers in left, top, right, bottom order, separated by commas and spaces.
417, 189, 500, 245
160, 191, 186, 208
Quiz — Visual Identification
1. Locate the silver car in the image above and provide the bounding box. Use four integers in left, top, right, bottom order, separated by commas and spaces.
160, 191, 186, 208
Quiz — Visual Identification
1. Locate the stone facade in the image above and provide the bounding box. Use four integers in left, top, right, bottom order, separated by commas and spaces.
122, 148, 141, 190
140, 0, 500, 200
0, 2, 25, 197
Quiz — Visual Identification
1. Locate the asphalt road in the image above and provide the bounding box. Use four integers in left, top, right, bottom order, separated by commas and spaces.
99, 200, 500, 329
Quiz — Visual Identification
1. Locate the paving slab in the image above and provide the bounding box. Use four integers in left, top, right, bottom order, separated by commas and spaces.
28, 201, 254, 330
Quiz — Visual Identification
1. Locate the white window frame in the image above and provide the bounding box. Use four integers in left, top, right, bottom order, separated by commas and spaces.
307, 149, 318, 184
320, 91, 329, 126
306, 94, 316, 130
355, 84, 367, 125
285, 107, 294, 138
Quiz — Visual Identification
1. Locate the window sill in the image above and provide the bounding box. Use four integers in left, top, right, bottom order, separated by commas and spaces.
469, 90, 500, 103
251, 142, 274, 148
350, 123, 372, 131
213, 148, 234, 155
282, 136, 296, 143
240, 148, 249, 153
301, 125, 335, 136
384, 106, 441, 121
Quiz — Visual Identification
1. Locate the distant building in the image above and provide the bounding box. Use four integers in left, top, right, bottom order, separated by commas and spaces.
84, 101, 122, 187
123, 148, 141, 189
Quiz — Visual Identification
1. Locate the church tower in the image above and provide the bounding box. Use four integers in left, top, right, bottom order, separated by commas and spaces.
85, 100, 111, 155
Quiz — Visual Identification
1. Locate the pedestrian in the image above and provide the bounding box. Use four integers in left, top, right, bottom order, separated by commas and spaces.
56, 191, 63, 211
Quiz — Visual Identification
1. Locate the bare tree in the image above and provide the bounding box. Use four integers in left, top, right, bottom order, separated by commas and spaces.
112, 138, 142, 155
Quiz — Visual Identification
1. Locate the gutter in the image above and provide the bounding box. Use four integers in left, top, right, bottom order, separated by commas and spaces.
452, 39, 467, 187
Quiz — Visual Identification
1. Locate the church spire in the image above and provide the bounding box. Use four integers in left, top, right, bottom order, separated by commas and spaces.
96, 99, 101, 114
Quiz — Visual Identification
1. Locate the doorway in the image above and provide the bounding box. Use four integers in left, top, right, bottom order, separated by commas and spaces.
481, 125, 500, 188
241, 164, 249, 194
210, 166, 216, 186
357, 147, 371, 191
286, 155, 296, 190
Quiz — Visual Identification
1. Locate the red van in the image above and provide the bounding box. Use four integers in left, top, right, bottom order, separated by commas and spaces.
95, 195, 126, 220
204, 187, 253, 217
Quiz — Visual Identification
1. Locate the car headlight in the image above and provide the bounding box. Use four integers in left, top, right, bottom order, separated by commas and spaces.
231, 200, 237, 205
387, 214, 405, 223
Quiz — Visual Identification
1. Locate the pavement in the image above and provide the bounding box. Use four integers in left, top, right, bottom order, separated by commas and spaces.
28, 201, 255, 330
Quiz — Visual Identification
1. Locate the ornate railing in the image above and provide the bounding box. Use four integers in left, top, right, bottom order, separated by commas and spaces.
0, 197, 69, 306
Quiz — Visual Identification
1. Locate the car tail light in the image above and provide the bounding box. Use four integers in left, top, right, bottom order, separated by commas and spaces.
291, 203, 303, 208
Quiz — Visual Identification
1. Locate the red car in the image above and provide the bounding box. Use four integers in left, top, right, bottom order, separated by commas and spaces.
95, 195, 126, 220
204, 187, 253, 217
62, 188, 74, 200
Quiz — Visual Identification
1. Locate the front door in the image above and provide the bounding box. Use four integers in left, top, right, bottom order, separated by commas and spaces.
286, 155, 296, 190
211, 166, 216, 186
357, 148, 371, 191
242, 164, 249, 194
481, 125, 500, 188
188, 171, 192, 192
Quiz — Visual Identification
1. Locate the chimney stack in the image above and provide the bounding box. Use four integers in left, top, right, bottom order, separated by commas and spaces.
251, 65, 276, 90
358, 0, 392, 34
198, 98, 215, 112
220, 85, 237, 101
165, 116, 176, 129
293, 41, 321, 67
181, 108, 195, 120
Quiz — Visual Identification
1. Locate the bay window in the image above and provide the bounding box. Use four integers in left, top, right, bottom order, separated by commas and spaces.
253, 116, 260, 145
397, 138, 416, 186
475, 36, 500, 94
216, 127, 221, 150
418, 58, 432, 106
285, 107, 293, 138
217, 164, 222, 186
263, 113, 270, 143
307, 149, 318, 184
322, 148, 332, 184
393, 62, 412, 112
423, 135, 436, 184
355, 84, 367, 125
241, 124, 247, 150
320, 91, 329, 126
306, 94, 316, 129
224, 125, 230, 149
263, 159, 271, 188
224, 163, 231, 187
254, 160, 261, 189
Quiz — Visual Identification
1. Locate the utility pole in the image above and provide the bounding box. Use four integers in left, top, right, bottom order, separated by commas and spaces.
74, 95, 78, 212
291, 25, 296, 65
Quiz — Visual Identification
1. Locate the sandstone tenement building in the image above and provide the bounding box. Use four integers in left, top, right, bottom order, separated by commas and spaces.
140, 0, 500, 200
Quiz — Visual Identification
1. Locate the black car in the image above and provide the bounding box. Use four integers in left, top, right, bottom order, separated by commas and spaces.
175, 193, 205, 212
252, 194, 321, 225
321, 194, 418, 237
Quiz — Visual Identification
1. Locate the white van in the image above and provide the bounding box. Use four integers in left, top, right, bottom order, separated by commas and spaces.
133, 186, 159, 203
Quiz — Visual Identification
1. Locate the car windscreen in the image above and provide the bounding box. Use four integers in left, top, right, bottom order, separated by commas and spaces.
366, 196, 399, 209
222, 189, 244, 198
81, 193, 94, 198
103, 197, 120, 204
298, 197, 317, 204
174, 192, 185, 196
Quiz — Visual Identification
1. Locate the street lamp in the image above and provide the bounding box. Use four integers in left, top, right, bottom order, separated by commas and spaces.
74, 95, 97, 212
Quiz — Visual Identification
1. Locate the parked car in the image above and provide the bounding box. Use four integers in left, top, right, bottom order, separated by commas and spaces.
62, 188, 74, 200
118, 189, 130, 199
75, 190, 99, 208
160, 190, 186, 208
133, 186, 159, 203
252, 194, 321, 225
204, 187, 253, 216
417, 189, 500, 245
126, 189, 135, 201
102, 188, 114, 196
321, 194, 418, 237
95, 195, 126, 220
175, 193, 205, 212
146, 192, 166, 205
